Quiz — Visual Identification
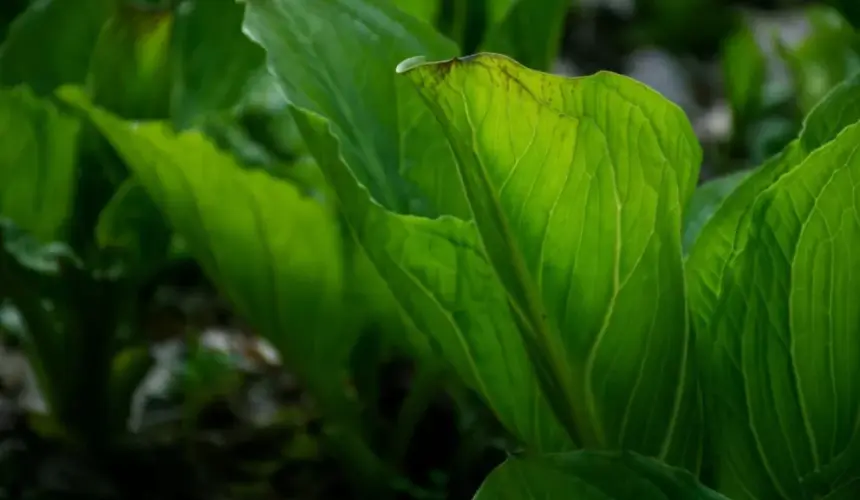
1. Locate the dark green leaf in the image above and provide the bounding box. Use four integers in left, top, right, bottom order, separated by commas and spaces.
481, 0, 571, 71
474, 451, 729, 499
96, 178, 173, 278
170, 0, 265, 127
0, 0, 112, 94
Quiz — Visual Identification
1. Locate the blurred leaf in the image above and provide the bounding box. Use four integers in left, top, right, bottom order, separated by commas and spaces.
722, 22, 767, 127
635, 0, 733, 56
170, 0, 265, 128
827, 0, 860, 28
481, 0, 571, 71
96, 178, 172, 278
393, 0, 440, 24
0, 0, 113, 94
474, 451, 728, 499
108, 346, 152, 436
60, 87, 350, 418
181, 343, 242, 424
87, 3, 174, 120
0, 86, 80, 242
682, 170, 750, 254
778, 5, 860, 115
0, 216, 130, 447
242, 0, 469, 218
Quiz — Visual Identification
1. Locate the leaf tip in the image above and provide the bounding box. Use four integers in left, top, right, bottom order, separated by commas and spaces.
395, 55, 428, 74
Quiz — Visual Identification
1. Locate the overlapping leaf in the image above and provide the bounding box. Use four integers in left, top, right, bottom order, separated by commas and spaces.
682, 169, 751, 253
59, 88, 347, 402
702, 121, 860, 499
400, 53, 702, 465
687, 72, 860, 337
242, 0, 467, 218
291, 106, 571, 452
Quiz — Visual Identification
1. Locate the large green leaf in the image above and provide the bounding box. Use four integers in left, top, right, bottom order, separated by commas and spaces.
481, 0, 571, 71
291, 106, 571, 453
703, 121, 860, 499
474, 451, 729, 499
0, 0, 112, 94
0, 86, 80, 242
59, 87, 347, 402
687, 71, 860, 338
241, 0, 468, 218
399, 53, 702, 465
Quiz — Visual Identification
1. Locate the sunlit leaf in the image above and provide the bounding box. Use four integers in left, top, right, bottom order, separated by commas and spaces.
399, 53, 702, 465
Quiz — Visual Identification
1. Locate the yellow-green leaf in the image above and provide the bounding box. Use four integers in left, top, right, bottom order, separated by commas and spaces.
400, 53, 702, 466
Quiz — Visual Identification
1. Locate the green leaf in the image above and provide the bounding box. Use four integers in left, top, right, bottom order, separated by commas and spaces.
291, 106, 572, 453
170, 0, 265, 128
393, 0, 440, 24
703, 120, 860, 500
0, 86, 80, 242
481, 0, 571, 71
686, 142, 803, 337
59, 87, 347, 404
687, 68, 860, 340
683, 170, 751, 254
86, 3, 174, 120
399, 54, 702, 464
96, 178, 172, 278
474, 451, 729, 500
242, 0, 469, 218
800, 71, 860, 152
0, 0, 113, 94
722, 22, 767, 125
